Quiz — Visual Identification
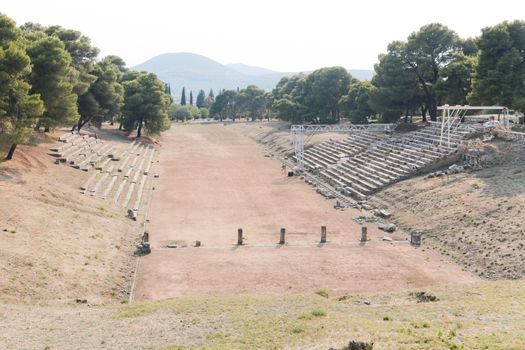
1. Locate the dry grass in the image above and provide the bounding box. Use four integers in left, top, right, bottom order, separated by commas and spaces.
0, 281, 523, 349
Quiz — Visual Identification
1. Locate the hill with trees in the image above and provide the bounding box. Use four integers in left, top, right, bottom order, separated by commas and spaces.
205, 21, 525, 126
132, 52, 374, 102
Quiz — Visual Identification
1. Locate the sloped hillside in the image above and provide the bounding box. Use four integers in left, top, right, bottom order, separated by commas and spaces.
0, 133, 138, 304
372, 139, 525, 280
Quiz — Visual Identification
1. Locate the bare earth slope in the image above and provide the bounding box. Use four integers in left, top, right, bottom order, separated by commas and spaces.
0, 134, 136, 304
134, 123, 476, 300
229, 120, 347, 157
372, 140, 525, 280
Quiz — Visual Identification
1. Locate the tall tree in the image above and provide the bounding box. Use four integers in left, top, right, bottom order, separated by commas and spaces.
270, 74, 308, 123
196, 89, 205, 108
0, 14, 44, 159
304, 67, 351, 123
189, 90, 193, 106
44, 27, 97, 84
25, 35, 79, 129
80, 57, 124, 129
469, 20, 525, 110
370, 51, 423, 122
238, 85, 267, 121
389, 23, 460, 121
210, 89, 239, 121
180, 87, 186, 105
339, 80, 375, 124
44, 25, 99, 126
122, 72, 171, 137
436, 52, 477, 105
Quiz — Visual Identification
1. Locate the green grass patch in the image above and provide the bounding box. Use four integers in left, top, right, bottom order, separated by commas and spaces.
315, 288, 329, 298
115, 281, 525, 349
292, 324, 306, 334
311, 309, 326, 317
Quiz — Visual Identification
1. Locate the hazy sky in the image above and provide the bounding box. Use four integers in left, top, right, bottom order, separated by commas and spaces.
2, 0, 525, 72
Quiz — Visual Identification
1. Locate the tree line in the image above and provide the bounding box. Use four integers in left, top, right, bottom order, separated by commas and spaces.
0, 13, 171, 160
207, 21, 525, 125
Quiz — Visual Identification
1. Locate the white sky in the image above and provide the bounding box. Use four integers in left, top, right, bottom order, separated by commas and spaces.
2, 0, 525, 72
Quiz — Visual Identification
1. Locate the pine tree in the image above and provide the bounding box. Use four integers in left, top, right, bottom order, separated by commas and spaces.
208, 88, 214, 98
0, 14, 44, 159
181, 87, 186, 105
196, 89, 206, 108
189, 90, 193, 106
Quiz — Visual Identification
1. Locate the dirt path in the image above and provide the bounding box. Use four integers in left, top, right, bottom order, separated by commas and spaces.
134, 124, 477, 300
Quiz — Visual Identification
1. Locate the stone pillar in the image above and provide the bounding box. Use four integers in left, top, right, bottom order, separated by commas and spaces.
410, 230, 422, 246
279, 228, 286, 245
237, 228, 243, 245
320, 226, 327, 243
361, 226, 368, 242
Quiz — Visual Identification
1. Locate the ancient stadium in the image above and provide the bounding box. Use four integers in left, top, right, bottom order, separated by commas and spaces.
1, 106, 524, 348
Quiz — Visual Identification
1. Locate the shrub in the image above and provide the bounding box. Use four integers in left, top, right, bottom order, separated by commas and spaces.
315, 288, 329, 298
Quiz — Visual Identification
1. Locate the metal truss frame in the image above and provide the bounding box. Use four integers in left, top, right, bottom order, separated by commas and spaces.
291, 123, 394, 171
437, 105, 509, 147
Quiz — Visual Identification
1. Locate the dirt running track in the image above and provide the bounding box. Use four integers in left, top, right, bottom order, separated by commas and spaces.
134, 123, 477, 300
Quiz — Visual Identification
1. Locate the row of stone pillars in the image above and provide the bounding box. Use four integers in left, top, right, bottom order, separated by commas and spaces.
236, 226, 370, 245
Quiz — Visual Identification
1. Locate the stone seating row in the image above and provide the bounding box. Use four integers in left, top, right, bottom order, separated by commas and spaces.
304, 124, 470, 199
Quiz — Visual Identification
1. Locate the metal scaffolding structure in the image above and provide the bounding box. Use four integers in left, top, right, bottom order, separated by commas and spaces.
438, 105, 509, 147
291, 123, 394, 171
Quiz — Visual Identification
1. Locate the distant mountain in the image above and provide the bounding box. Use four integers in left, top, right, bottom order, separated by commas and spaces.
132, 53, 374, 102
226, 63, 278, 76
348, 69, 375, 81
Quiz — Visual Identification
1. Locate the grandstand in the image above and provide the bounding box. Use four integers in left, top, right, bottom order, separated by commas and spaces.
298, 122, 478, 199
50, 133, 156, 218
